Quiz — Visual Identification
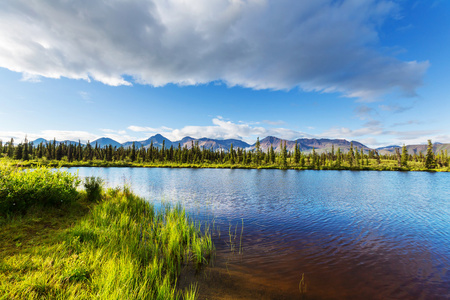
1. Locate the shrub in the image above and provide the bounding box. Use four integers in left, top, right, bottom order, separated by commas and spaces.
0, 165, 80, 215
84, 176, 103, 202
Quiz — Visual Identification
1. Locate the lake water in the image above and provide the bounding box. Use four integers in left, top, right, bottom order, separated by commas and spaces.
69, 167, 450, 299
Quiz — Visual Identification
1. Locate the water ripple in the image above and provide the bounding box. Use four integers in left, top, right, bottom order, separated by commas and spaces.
69, 167, 450, 299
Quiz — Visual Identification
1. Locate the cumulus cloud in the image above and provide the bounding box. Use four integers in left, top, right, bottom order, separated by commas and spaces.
0, 0, 428, 99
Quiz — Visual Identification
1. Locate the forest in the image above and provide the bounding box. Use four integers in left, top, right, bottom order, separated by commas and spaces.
1, 138, 449, 171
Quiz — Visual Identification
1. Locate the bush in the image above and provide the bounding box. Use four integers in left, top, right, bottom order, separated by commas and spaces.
84, 176, 103, 202
0, 165, 81, 215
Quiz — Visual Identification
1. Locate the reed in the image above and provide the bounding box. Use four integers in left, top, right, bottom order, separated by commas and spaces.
299, 273, 307, 295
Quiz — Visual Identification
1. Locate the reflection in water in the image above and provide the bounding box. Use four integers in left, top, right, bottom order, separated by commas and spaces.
70, 168, 450, 299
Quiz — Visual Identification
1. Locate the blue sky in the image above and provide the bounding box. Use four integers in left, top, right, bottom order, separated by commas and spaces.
0, 0, 449, 147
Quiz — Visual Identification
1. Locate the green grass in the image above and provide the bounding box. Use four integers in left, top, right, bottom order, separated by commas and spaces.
3, 157, 449, 172
0, 165, 214, 299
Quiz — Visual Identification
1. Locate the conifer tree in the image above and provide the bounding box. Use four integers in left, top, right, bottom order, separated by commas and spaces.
131, 142, 136, 162
23, 137, 29, 161
270, 144, 275, 164
255, 137, 261, 165
14, 143, 23, 160
281, 141, 287, 168
348, 142, 354, 167
360, 148, 364, 167
394, 148, 401, 167
401, 144, 408, 167
331, 144, 335, 161
355, 147, 360, 166
425, 140, 436, 169
229, 143, 235, 164
8, 138, 14, 158
336, 147, 341, 167
56, 143, 63, 160
294, 141, 300, 164
311, 147, 317, 168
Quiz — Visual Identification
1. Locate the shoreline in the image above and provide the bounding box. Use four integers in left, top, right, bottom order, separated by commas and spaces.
3, 158, 448, 172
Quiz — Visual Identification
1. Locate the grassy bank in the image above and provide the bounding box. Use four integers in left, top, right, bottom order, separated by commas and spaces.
0, 165, 213, 299
3, 157, 449, 172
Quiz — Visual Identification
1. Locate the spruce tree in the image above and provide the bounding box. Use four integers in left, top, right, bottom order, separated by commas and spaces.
255, 137, 261, 165
131, 142, 136, 162
270, 144, 275, 164
294, 141, 300, 164
401, 144, 408, 167
348, 142, 354, 167
281, 141, 287, 168
8, 138, 14, 158
336, 147, 341, 167
331, 144, 335, 161
14, 143, 23, 160
23, 137, 29, 161
229, 143, 235, 164
425, 140, 436, 169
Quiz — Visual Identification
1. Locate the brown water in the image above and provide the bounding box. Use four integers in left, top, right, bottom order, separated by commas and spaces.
71, 168, 450, 299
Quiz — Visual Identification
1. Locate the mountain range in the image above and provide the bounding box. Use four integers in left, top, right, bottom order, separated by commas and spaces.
30, 135, 450, 155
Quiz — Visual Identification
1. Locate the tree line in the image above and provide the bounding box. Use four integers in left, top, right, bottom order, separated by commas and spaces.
1, 137, 448, 170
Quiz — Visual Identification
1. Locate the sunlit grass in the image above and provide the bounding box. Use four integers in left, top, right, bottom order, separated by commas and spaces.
0, 165, 214, 299
3, 156, 449, 172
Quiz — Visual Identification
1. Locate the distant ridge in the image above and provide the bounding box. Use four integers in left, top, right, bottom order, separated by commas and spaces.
254, 136, 370, 153
90, 138, 122, 148
31, 138, 79, 146
376, 145, 401, 150
29, 136, 450, 154
377, 143, 450, 155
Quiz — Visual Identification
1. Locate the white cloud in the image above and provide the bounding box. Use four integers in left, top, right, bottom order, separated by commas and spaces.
2, 119, 449, 148
319, 124, 447, 147
0, 130, 97, 143
20, 72, 41, 83
40, 130, 98, 143
0, 129, 139, 144
321, 126, 384, 139
128, 125, 173, 132
152, 117, 310, 142
0, 0, 428, 100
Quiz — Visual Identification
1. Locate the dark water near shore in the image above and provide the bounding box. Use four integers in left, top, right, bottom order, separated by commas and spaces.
68, 167, 450, 299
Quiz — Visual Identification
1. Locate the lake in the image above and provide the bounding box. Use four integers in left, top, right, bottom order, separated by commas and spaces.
68, 167, 450, 299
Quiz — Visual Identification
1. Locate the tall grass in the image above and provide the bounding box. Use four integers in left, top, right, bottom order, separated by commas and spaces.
0, 165, 214, 299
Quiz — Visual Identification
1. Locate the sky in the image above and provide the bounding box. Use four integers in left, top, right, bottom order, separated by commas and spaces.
0, 0, 449, 147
